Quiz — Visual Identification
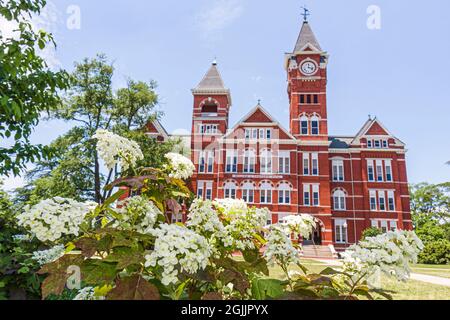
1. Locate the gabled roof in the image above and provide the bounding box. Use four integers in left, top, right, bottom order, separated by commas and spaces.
223, 103, 296, 141
146, 119, 169, 140
352, 117, 405, 146
293, 21, 323, 53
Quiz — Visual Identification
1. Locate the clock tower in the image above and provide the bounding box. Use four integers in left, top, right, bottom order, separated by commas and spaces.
285, 19, 329, 140
286, 16, 333, 245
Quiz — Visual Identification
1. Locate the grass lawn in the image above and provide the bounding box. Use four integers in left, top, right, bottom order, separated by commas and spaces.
410, 264, 450, 279
266, 258, 450, 300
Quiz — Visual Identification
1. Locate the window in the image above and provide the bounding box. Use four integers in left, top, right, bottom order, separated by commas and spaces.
199, 152, 206, 173
306, 95, 312, 104
332, 160, 344, 181
390, 221, 397, 231
300, 116, 309, 135
313, 94, 319, 104
312, 185, 320, 206
378, 191, 386, 211
300, 95, 305, 104
370, 190, 377, 211
199, 124, 218, 135
260, 182, 272, 204
312, 153, 319, 176
260, 149, 272, 174
242, 182, 254, 204
205, 182, 213, 200
303, 185, 311, 206
303, 153, 310, 175
172, 213, 183, 223
385, 161, 393, 182
278, 152, 290, 174
243, 150, 256, 173
367, 160, 375, 182
278, 183, 291, 204
207, 151, 214, 173
367, 140, 373, 148
387, 191, 395, 211
224, 182, 237, 199
371, 220, 378, 228
382, 140, 388, 148
197, 182, 204, 199
225, 150, 238, 173
266, 129, 272, 140
335, 219, 348, 244
311, 116, 319, 135
380, 220, 388, 233
376, 160, 384, 182
333, 190, 346, 211
374, 140, 381, 148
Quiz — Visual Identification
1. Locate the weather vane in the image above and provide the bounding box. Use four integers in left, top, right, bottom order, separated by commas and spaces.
301, 6, 310, 22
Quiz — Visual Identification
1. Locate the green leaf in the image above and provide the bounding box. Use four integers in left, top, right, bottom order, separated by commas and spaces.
102, 189, 126, 208
251, 278, 285, 300
74, 238, 98, 258
81, 260, 118, 286
320, 267, 341, 276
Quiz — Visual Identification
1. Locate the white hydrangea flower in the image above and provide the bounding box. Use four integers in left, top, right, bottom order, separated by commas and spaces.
342, 230, 424, 282
280, 214, 316, 239
73, 287, 105, 300
164, 152, 195, 180
264, 225, 300, 267
32, 245, 66, 266
16, 197, 97, 243
213, 199, 269, 251
93, 129, 144, 171
113, 196, 162, 234
144, 224, 212, 286
186, 199, 226, 237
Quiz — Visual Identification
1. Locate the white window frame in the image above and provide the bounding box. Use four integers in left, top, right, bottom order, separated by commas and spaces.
333, 190, 346, 211
378, 190, 386, 211
224, 182, 237, 199
260, 149, 273, 174
367, 160, 375, 182
225, 150, 238, 173
311, 116, 319, 135
369, 190, 377, 211
376, 160, 384, 182
242, 182, 254, 204
303, 184, 311, 206
300, 116, 309, 135
332, 160, 344, 182
278, 183, 291, 204
243, 149, 256, 173
387, 191, 395, 211
385, 160, 393, 182
303, 153, 310, 175
278, 151, 290, 174
311, 153, 319, 176
260, 182, 272, 204
312, 184, 320, 206
335, 219, 348, 244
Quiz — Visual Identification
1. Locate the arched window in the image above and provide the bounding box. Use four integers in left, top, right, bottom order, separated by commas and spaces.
300, 115, 309, 135
311, 115, 319, 135
200, 98, 218, 114
224, 182, 237, 199
242, 182, 254, 204
260, 149, 272, 174
278, 183, 291, 204
260, 182, 272, 204
333, 189, 346, 211
243, 149, 256, 173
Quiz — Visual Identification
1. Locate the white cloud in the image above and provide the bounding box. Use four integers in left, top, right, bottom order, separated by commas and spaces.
1, 175, 25, 192
0, 0, 62, 69
196, 0, 244, 37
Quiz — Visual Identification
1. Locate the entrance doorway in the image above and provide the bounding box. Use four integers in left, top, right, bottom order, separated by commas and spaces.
302, 221, 323, 246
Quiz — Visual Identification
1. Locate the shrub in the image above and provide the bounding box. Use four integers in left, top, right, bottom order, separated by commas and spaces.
361, 227, 383, 240
418, 239, 450, 265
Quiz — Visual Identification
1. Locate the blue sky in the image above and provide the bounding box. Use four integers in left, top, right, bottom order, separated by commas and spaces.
2, 0, 450, 189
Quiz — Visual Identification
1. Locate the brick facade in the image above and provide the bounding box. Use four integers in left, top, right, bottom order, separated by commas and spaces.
160, 20, 412, 249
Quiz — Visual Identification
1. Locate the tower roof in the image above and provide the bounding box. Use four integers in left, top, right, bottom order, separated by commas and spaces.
194, 62, 227, 91
293, 21, 322, 53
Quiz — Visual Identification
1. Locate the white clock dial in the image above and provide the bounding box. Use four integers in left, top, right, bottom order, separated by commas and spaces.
300, 61, 317, 75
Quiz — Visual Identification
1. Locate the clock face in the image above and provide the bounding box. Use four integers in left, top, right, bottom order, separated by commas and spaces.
300, 61, 317, 75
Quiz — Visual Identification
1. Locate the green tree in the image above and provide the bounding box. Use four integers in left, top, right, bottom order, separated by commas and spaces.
15, 54, 177, 205
361, 227, 383, 240
0, 0, 70, 176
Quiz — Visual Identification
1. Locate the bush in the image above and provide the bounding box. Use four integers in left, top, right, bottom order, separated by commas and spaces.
361, 227, 383, 240
418, 239, 450, 265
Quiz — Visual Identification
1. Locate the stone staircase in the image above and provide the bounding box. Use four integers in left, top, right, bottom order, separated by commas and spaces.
301, 245, 335, 259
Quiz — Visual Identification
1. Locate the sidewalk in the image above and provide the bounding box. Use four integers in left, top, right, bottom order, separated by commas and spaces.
309, 258, 450, 287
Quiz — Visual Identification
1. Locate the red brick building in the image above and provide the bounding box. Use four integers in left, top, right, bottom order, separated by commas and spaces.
153, 20, 412, 250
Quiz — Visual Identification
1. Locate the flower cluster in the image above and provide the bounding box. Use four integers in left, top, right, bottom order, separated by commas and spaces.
73, 287, 104, 300
341, 230, 424, 281
213, 199, 269, 250
17, 197, 97, 243
186, 199, 226, 237
114, 196, 162, 234
32, 245, 66, 266
144, 224, 212, 285
264, 225, 300, 267
164, 152, 195, 180
280, 214, 316, 239
93, 129, 144, 171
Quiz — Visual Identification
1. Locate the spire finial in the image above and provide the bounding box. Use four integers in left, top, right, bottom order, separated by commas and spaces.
212, 56, 217, 65
257, 99, 261, 105
301, 6, 310, 22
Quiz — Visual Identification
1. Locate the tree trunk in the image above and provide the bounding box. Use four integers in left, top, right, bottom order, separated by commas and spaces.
94, 151, 102, 203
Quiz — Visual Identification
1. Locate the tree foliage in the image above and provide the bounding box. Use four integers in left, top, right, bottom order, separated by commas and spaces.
0, 0, 70, 176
